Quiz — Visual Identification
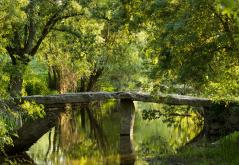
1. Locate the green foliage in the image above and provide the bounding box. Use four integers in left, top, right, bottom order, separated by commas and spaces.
99, 28, 148, 91
1, 1, 239, 162
24, 80, 48, 96
0, 54, 10, 98
20, 101, 45, 120
0, 119, 13, 153
0, 0, 238, 97
204, 65, 239, 101
216, 0, 239, 17
0, 0, 28, 52
137, 0, 239, 99
0, 100, 19, 153
22, 58, 52, 95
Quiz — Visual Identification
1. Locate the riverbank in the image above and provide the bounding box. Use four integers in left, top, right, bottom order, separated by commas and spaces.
147, 131, 239, 165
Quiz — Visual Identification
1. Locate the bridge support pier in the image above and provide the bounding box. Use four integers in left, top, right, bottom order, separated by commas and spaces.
119, 99, 136, 165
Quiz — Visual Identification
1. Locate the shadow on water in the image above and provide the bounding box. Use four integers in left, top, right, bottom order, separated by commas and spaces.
3, 101, 205, 164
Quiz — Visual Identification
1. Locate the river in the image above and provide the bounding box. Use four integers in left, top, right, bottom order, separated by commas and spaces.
12, 101, 203, 164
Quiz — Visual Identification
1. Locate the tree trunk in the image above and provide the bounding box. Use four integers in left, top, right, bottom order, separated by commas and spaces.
9, 63, 26, 97
79, 77, 86, 92
48, 65, 61, 92
86, 68, 103, 91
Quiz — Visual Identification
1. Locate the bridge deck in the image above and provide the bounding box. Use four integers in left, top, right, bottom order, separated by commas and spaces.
22, 92, 214, 107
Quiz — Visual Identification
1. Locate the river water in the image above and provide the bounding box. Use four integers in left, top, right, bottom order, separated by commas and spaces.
26, 101, 203, 165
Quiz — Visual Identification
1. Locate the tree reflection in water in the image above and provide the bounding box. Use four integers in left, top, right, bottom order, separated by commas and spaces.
27, 101, 120, 164
26, 101, 203, 164
135, 102, 204, 160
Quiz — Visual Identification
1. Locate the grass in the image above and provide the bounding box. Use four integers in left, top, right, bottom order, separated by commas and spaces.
157, 131, 239, 165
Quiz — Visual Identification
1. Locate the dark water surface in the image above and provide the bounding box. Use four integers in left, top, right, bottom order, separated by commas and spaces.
25, 101, 203, 165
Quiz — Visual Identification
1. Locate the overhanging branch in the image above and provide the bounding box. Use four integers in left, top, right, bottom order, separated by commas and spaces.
29, 3, 84, 56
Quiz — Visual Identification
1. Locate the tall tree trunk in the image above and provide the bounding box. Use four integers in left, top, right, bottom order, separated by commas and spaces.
48, 65, 61, 92
79, 77, 86, 92
86, 68, 103, 91
9, 63, 26, 97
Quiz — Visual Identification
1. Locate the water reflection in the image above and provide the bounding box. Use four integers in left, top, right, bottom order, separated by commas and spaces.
25, 101, 203, 165
28, 101, 121, 165
134, 103, 203, 160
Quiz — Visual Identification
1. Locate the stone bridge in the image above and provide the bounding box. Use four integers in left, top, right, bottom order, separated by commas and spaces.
4, 92, 239, 164
22, 91, 214, 107
21, 91, 239, 139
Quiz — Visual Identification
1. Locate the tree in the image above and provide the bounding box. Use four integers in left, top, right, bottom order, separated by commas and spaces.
141, 0, 239, 98
1, 0, 83, 97
37, 0, 148, 93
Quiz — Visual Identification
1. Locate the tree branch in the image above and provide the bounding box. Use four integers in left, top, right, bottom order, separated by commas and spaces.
24, 19, 36, 53
208, 4, 236, 48
52, 26, 82, 38
29, 1, 84, 56
29, 12, 60, 56
23, 1, 36, 53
